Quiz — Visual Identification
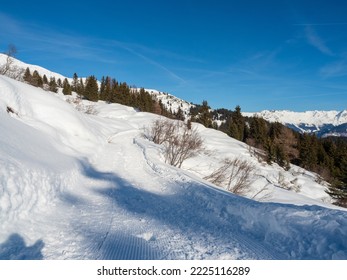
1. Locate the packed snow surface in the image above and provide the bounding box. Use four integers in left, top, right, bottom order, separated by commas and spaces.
1, 75, 347, 260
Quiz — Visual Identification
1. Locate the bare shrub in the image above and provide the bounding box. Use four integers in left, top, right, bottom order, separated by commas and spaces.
204, 157, 256, 195
146, 118, 176, 145
277, 171, 301, 192
246, 138, 267, 163
0, 45, 16, 76
146, 118, 204, 168
85, 105, 97, 115
163, 123, 203, 168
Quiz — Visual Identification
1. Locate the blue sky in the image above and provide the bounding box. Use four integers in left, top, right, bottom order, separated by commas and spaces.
1, 0, 347, 112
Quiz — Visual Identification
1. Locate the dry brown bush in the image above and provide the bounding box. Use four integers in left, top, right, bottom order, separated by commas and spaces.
146, 119, 204, 168
204, 157, 255, 195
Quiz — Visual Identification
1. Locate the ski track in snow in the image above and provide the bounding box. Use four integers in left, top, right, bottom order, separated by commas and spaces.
35, 131, 278, 260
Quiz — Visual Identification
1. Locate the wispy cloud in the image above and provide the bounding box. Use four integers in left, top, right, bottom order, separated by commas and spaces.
109, 40, 187, 84
304, 26, 334, 56
0, 13, 187, 84
320, 59, 347, 78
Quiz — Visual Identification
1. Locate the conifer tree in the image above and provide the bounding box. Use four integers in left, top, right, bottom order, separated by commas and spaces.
175, 107, 185, 121
100, 76, 112, 102
84, 75, 99, 101
23, 67, 32, 84
78, 77, 85, 96
57, 78, 62, 88
299, 134, 318, 169
42, 74, 48, 85
62, 78, 72, 95
31, 70, 43, 87
72, 73, 79, 92
229, 105, 245, 141
49, 77, 58, 93
196, 100, 212, 127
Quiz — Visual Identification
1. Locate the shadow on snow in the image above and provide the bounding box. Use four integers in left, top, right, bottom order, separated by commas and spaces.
70, 158, 347, 260
0, 234, 44, 260
77, 158, 278, 260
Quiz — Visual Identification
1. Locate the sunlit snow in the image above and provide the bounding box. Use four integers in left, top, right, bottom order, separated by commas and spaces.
0, 68, 346, 260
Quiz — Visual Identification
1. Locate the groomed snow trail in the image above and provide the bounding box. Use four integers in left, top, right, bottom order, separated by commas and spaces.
37, 131, 278, 260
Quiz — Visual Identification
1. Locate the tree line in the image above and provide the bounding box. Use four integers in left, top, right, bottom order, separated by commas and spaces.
7, 61, 347, 207
22, 68, 182, 117
191, 101, 347, 207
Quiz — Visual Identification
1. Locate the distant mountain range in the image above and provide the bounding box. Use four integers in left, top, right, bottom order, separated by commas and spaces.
243, 110, 347, 137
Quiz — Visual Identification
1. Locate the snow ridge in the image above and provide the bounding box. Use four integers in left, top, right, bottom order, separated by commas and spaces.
244, 110, 347, 136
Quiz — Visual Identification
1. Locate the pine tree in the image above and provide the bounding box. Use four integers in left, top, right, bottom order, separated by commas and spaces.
83, 75, 99, 101
31, 70, 43, 87
326, 141, 347, 207
299, 134, 318, 169
23, 67, 32, 84
229, 105, 245, 141
42, 74, 48, 85
78, 77, 85, 96
57, 78, 62, 88
106, 77, 112, 101
175, 107, 185, 121
62, 78, 72, 95
248, 116, 267, 148
49, 77, 58, 93
72, 73, 79, 92
196, 100, 212, 127
99, 76, 106, 100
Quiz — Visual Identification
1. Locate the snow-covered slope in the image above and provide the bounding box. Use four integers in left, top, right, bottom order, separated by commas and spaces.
1, 74, 347, 260
146, 88, 193, 116
244, 110, 347, 137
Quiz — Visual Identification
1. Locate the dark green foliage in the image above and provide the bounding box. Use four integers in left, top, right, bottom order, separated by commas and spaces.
23, 67, 32, 84
299, 134, 318, 170
325, 138, 347, 206
175, 107, 185, 121
42, 74, 48, 85
49, 77, 58, 93
57, 78, 62, 88
72, 73, 79, 92
31, 70, 43, 87
83, 75, 99, 101
195, 100, 213, 128
62, 78, 72, 95
220, 105, 246, 141
248, 116, 268, 148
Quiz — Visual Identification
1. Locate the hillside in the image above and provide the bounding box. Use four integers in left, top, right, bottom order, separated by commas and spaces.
1, 72, 347, 260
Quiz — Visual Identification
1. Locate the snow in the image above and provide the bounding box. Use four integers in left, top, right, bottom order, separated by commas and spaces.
244, 110, 347, 127
0, 53, 68, 83
1, 72, 347, 260
243, 110, 347, 137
